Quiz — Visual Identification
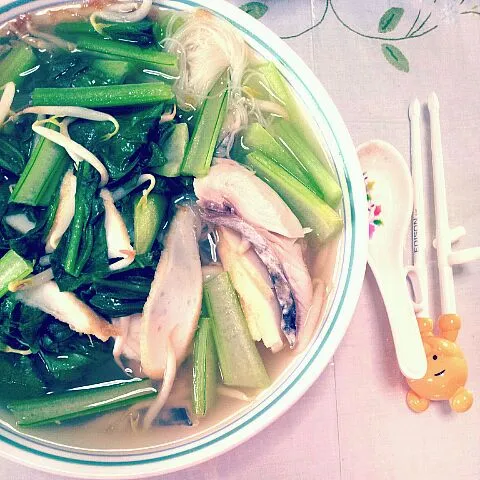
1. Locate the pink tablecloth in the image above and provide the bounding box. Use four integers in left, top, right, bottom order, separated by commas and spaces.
4, 1, 480, 479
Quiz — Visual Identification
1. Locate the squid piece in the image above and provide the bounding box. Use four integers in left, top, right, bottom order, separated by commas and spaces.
194, 158, 305, 239
16, 281, 118, 341
140, 206, 202, 428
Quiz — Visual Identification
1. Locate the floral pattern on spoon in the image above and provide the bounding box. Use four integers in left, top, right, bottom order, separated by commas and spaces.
364, 172, 383, 238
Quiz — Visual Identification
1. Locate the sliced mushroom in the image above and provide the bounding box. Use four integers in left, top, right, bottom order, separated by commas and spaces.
112, 314, 142, 375
16, 281, 118, 341
100, 188, 135, 271
140, 206, 202, 428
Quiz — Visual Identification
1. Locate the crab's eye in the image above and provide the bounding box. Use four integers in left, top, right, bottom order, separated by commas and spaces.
433, 355, 438, 360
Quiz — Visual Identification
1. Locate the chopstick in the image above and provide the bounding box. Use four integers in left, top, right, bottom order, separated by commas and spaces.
428, 92, 457, 314
408, 98, 430, 318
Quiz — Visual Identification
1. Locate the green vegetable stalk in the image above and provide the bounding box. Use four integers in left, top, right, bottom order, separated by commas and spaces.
7, 378, 157, 427
244, 61, 337, 185
244, 150, 343, 243
10, 123, 70, 207
268, 119, 342, 208
55, 20, 154, 42
32, 82, 174, 108
204, 272, 270, 389
133, 192, 167, 255
0, 44, 37, 86
238, 122, 310, 186
0, 250, 33, 298
153, 123, 189, 177
62, 162, 100, 277
57, 33, 178, 76
192, 317, 218, 416
181, 70, 229, 177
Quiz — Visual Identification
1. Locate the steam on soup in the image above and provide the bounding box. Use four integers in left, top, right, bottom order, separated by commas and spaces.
0, 0, 342, 449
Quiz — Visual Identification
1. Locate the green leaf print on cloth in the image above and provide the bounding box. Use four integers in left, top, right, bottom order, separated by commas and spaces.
240, 2, 269, 19
378, 7, 404, 33
381, 43, 409, 72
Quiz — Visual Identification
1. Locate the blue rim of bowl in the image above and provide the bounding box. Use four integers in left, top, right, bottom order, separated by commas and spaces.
0, 0, 364, 469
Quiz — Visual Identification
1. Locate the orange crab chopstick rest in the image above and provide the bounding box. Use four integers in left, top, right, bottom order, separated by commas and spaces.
406, 315, 473, 413
405, 94, 477, 413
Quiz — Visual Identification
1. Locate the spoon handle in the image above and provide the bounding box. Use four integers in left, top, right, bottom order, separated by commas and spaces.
369, 259, 427, 380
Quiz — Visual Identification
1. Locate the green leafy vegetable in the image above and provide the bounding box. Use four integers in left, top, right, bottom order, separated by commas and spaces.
0, 353, 46, 401
88, 295, 145, 317
0, 295, 47, 353
79, 269, 155, 317
69, 105, 165, 182
5, 202, 58, 261
0, 136, 26, 176
38, 320, 117, 385
21, 52, 130, 91
55, 20, 155, 45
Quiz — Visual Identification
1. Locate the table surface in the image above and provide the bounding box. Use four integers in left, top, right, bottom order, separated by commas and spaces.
4, 1, 480, 479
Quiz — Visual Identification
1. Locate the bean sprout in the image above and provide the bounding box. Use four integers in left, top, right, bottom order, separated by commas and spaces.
32, 119, 109, 186
17, 106, 119, 139
0, 82, 15, 125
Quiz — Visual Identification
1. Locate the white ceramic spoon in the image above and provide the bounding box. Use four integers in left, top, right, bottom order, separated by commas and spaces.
358, 140, 427, 380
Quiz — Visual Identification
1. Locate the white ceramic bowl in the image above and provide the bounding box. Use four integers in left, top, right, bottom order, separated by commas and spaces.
0, 0, 368, 477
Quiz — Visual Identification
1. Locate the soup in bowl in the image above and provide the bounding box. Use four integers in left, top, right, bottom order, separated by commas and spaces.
0, 0, 367, 477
